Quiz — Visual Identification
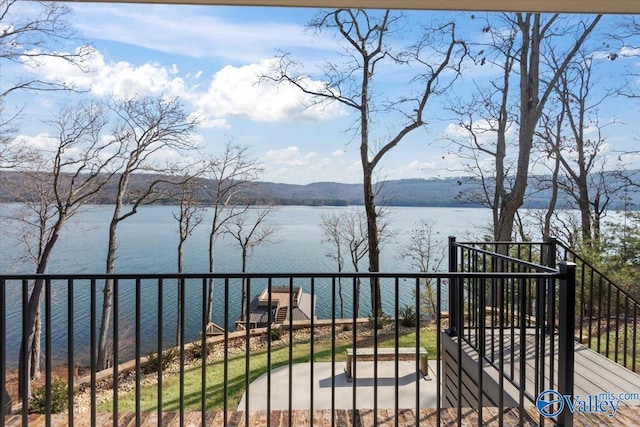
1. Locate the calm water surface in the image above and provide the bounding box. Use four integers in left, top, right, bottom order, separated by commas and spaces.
0, 204, 490, 366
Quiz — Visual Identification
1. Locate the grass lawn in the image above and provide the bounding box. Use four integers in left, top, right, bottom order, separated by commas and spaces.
587, 323, 640, 373
97, 328, 438, 412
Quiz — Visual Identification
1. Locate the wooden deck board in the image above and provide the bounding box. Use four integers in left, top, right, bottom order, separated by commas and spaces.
8, 407, 640, 426
459, 329, 640, 406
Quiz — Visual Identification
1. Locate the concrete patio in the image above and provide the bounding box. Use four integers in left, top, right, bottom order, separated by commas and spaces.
238, 360, 440, 411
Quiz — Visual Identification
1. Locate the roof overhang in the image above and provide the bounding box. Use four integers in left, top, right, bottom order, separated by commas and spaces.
63, 0, 640, 14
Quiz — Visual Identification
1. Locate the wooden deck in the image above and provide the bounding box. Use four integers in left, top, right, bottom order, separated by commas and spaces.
6, 407, 640, 426
454, 329, 640, 406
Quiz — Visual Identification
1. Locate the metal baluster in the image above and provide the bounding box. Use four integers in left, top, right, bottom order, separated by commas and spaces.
112, 278, 119, 427
135, 279, 141, 427
157, 278, 163, 425
67, 279, 74, 426
45, 279, 52, 427
180, 277, 186, 427
201, 277, 207, 425
90, 279, 97, 427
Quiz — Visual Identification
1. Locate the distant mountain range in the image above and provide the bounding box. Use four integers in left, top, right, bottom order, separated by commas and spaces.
242, 178, 479, 207
0, 170, 638, 209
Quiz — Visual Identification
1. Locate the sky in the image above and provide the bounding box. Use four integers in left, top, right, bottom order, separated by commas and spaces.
2, 3, 639, 185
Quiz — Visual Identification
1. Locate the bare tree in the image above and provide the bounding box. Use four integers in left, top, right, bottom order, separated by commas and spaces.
0, 1, 92, 166
1, 100, 115, 398
537, 50, 624, 245
611, 16, 640, 98
171, 170, 204, 345
269, 9, 466, 312
320, 213, 346, 317
400, 219, 444, 317
223, 207, 280, 327
449, 13, 601, 244
201, 143, 262, 327
337, 209, 369, 318
320, 207, 393, 318
96, 96, 199, 370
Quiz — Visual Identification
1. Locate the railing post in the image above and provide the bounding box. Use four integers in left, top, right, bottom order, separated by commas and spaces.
557, 262, 576, 427
448, 236, 458, 337
546, 236, 558, 334
1, 279, 9, 417
546, 237, 557, 269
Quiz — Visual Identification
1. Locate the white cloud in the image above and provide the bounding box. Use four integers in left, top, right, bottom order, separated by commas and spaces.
264, 146, 317, 167
22, 49, 344, 128
192, 58, 346, 124
444, 118, 515, 148
21, 47, 190, 100
11, 133, 58, 154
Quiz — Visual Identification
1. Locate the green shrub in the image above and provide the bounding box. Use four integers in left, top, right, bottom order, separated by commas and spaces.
399, 304, 417, 327
141, 347, 179, 374
187, 340, 216, 360
268, 327, 283, 341
29, 378, 68, 414
367, 312, 391, 330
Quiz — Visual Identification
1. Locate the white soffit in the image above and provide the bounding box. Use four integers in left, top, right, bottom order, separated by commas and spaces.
63, 0, 639, 14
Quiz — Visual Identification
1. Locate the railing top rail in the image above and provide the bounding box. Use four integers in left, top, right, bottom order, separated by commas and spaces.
456, 240, 549, 246
0, 271, 563, 281
454, 242, 558, 274
457, 237, 640, 307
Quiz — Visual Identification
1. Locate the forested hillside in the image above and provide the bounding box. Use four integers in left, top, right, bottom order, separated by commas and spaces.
1, 171, 637, 209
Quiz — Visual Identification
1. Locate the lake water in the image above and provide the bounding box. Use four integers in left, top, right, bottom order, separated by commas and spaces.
0, 204, 492, 366
0, 204, 492, 274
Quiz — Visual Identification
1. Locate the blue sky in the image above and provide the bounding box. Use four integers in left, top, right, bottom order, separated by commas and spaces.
3, 3, 639, 184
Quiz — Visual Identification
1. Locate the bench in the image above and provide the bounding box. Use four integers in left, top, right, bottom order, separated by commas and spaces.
345, 347, 428, 380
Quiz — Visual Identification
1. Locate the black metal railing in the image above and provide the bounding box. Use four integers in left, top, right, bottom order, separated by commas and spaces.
448, 237, 575, 426
454, 237, 640, 375
553, 239, 640, 373
2, 267, 571, 426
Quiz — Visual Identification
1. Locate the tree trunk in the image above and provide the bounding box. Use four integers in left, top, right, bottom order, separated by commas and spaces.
494, 14, 539, 247
30, 304, 41, 380
353, 263, 361, 322
205, 226, 217, 325
240, 247, 248, 321
18, 281, 43, 399
338, 278, 344, 319
576, 175, 592, 243
18, 224, 61, 399
97, 217, 119, 370
543, 154, 561, 240
363, 173, 382, 314
176, 238, 184, 345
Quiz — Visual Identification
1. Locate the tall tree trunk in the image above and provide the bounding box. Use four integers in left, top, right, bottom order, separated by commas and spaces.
363, 168, 382, 314
493, 14, 599, 245
543, 154, 561, 241
18, 226, 61, 398
240, 248, 248, 322
205, 222, 217, 326
18, 281, 43, 399
578, 187, 592, 243
97, 214, 120, 370
493, 55, 512, 241
360, 63, 382, 314
176, 238, 185, 345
